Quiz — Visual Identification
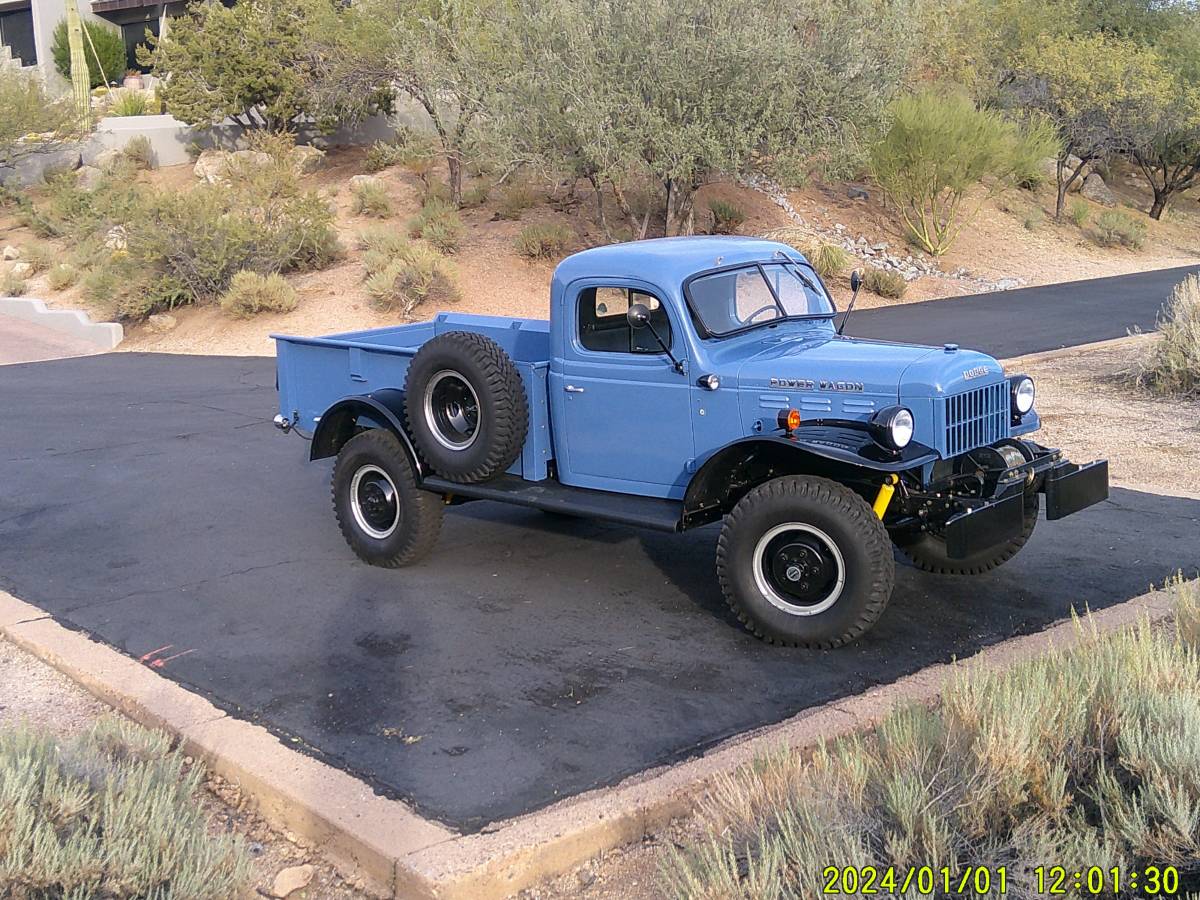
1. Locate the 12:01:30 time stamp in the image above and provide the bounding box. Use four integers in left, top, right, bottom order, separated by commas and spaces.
821, 865, 1182, 896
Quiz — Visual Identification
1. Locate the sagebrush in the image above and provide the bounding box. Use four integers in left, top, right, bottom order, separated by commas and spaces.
1134, 274, 1200, 398
514, 222, 572, 259
665, 577, 1200, 899
0, 716, 252, 898
364, 242, 460, 316
862, 267, 907, 299
219, 271, 299, 317
1094, 210, 1147, 249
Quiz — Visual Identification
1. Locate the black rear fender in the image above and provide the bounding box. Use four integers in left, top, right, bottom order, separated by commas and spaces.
309, 389, 421, 473
682, 430, 936, 528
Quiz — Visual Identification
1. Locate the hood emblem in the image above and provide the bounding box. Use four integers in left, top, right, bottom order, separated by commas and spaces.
962, 366, 991, 380
769, 377, 864, 393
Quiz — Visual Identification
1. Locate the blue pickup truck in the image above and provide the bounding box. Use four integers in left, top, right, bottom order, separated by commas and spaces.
274, 236, 1108, 647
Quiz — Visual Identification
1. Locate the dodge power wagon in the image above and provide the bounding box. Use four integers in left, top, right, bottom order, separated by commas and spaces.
274, 237, 1109, 647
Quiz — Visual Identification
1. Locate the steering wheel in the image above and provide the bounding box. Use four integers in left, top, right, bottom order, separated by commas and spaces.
743, 304, 779, 324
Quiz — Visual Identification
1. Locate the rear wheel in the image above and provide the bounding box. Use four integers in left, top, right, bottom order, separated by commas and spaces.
894, 492, 1039, 575
332, 429, 443, 567
716, 476, 895, 648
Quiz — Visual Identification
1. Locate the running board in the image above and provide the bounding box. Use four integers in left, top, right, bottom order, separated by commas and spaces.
420, 474, 684, 533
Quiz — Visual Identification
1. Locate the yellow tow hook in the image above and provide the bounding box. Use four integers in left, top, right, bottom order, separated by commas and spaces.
873, 475, 899, 520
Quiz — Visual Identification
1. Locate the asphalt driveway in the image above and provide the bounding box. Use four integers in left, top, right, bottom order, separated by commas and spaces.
2, 352, 1197, 830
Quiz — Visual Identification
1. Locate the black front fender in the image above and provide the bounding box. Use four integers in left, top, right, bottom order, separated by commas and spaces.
309, 389, 421, 472
681, 429, 936, 528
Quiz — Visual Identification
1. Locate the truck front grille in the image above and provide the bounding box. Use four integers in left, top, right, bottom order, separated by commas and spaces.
943, 382, 1010, 457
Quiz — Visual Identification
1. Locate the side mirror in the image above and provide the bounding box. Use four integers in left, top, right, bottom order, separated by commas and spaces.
850, 270, 862, 293
627, 303, 651, 329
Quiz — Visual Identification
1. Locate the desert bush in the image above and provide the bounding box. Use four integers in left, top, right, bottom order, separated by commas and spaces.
365, 243, 460, 316
0, 716, 252, 898
496, 184, 537, 221
47, 263, 78, 291
51, 19, 125, 89
1093, 210, 1147, 249
365, 140, 404, 173
109, 90, 149, 117
21, 243, 53, 274
356, 226, 409, 258
0, 69, 77, 172
1133, 274, 1200, 398
862, 267, 907, 299
122, 135, 155, 170
805, 242, 849, 279
409, 198, 463, 253
514, 222, 572, 259
461, 182, 490, 208
1024, 209, 1045, 231
351, 179, 395, 217
219, 271, 298, 317
870, 90, 1060, 255
0, 271, 26, 296
708, 199, 746, 234
664, 580, 1200, 899
1067, 197, 1091, 228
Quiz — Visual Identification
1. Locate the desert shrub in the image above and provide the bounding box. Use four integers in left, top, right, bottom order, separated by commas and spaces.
664, 580, 1200, 899
109, 90, 149, 117
409, 198, 463, 253
47, 263, 78, 291
0, 69, 77, 172
351, 179, 394, 218
365, 140, 404, 173
461, 182, 490, 208
51, 19, 125, 89
1024, 209, 1044, 231
805, 242, 849, 279
708, 199, 746, 234
356, 226, 408, 258
1067, 197, 1091, 228
870, 90, 1060, 255
21, 243, 53, 274
122, 135, 155, 170
219, 270, 298, 318
0, 271, 26, 296
1093, 210, 1147, 249
862, 267, 907, 299
365, 243, 460, 316
0, 716, 252, 898
1133, 274, 1200, 398
514, 222, 572, 259
496, 184, 537, 220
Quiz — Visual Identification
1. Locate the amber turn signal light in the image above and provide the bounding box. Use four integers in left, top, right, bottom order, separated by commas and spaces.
777, 408, 801, 432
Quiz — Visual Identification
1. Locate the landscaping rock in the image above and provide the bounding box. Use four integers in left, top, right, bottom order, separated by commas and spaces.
1039, 155, 1088, 189
292, 145, 325, 175
2, 245, 20, 261
145, 313, 177, 334
10, 261, 32, 278
104, 226, 127, 251
1080, 172, 1118, 207
846, 183, 870, 201
93, 147, 124, 171
270, 864, 315, 898
75, 165, 106, 191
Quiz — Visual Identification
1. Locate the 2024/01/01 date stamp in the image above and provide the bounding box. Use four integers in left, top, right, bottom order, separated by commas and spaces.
822, 865, 1183, 895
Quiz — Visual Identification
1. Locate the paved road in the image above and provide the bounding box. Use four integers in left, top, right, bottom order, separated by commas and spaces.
0, 313, 101, 365
1, 353, 1197, 830
849, 264, 1200, 357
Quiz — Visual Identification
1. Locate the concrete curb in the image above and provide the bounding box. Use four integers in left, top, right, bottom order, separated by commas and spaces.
0, 297, 123, 350
1000, 332, 1154, 368
0, 583, 1180, 898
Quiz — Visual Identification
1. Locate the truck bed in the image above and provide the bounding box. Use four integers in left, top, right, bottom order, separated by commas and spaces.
273, 313, 555, 481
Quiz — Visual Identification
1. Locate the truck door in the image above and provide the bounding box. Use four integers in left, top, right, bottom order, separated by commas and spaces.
552, 283, 695, 499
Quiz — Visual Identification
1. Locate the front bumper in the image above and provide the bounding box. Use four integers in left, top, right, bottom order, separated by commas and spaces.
902, 443, 1109, 559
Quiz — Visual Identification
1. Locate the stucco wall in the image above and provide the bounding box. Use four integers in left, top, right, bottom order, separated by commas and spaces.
27, 0, 109, 90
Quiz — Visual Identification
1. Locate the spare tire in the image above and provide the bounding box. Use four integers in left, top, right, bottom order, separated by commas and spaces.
404, 331, 528, 483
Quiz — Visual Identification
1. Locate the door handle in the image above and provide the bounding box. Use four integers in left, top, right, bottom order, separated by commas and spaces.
564, 384, 585, 394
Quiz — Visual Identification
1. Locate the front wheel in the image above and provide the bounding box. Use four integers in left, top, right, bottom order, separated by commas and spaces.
716, 476, 895, 648
332, 429, 444, 567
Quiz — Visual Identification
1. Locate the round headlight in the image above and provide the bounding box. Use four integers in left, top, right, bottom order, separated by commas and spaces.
871, 406, 914, 451
1012, 376, 1035, 415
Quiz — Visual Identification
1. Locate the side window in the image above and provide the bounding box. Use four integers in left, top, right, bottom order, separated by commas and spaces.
578, 287, 672, 354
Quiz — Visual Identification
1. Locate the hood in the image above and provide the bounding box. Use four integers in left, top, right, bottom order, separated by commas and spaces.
897, 344, 1006, 399
735, 334, 939, 397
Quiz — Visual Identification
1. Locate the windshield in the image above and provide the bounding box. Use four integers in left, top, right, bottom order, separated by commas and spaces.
686, 262, 836, 337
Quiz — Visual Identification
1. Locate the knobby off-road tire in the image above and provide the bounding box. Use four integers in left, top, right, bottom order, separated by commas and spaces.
894, 492, 1039, 575
404, 331, 528, 484
716, 475, 895, 648
332, 429, 443, 567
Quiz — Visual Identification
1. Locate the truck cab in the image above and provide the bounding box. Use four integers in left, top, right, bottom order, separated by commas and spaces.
274, 237, 1109, 648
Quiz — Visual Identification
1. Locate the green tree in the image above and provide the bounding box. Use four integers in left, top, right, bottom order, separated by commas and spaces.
870, 90, 1060, 255
1010, 33, 1172, 218
0, 70, 77, 173
141, 0, 342, 132
50, 18, 125, 90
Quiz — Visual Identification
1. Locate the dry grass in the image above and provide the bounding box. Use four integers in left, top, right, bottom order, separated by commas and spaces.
0, 270, 27, 296
364, 242, 460, 316
351, 180, 395, 218
862, 267, 907, 299
218, 271, 299, 318
1134, 274, 1200, 399
664, 577, 1200, 899
515, 222, 573, 259
805, 241, 850, 279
